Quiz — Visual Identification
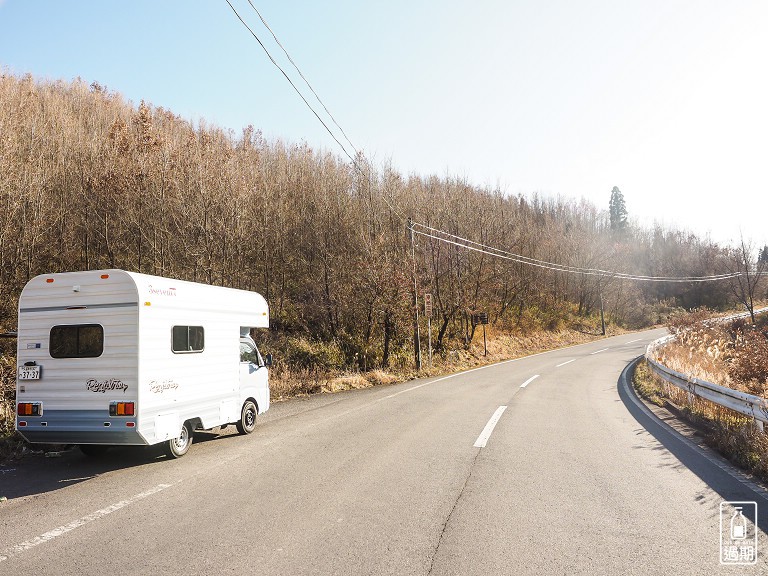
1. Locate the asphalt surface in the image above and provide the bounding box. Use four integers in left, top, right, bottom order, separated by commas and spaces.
2, 328, 768, 575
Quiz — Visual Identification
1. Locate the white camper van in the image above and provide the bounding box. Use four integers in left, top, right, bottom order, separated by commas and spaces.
15, 269, 271, 458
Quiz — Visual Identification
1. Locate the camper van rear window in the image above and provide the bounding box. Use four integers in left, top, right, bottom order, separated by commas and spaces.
50, 324, 104, 358
172, 326, 204, 353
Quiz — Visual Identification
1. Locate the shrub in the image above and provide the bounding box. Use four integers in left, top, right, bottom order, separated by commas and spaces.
667, 307, 714, 336
0, 353, 16, 437
284, 336, 345, 371
727, 324, 768, 395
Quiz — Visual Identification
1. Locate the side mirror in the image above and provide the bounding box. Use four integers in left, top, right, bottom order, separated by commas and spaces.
265, 354, 273, 368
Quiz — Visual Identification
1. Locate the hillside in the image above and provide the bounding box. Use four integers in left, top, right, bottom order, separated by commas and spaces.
0, 72, 742, 373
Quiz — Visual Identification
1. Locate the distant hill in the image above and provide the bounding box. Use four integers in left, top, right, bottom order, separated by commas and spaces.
0, 72, 737, 370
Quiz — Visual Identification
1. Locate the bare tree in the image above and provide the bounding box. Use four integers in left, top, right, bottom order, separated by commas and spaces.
726, 236, 767, 323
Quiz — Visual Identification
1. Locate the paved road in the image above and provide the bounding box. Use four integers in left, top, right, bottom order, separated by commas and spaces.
2, 329, 767, 575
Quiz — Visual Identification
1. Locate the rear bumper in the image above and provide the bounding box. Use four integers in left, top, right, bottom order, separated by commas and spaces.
16, 409, 145, 445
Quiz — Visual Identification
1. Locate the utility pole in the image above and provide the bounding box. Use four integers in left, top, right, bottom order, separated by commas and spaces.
598, 279, 606, 336
425, 293, 433, 368
408, 218, 422, 370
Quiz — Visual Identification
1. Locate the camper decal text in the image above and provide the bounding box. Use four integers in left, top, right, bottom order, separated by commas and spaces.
147, 285, 177, 297
149, 379, 179, 394
86, 379, 128, 393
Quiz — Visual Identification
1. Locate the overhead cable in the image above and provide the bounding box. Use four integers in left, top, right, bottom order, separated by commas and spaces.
225, 0, 406, 221
411, 223, 740, 283
244, 0, 359, 157
224, 0, 358, 168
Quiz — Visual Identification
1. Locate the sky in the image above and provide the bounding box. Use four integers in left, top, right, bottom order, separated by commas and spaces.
1, 1, 767, 248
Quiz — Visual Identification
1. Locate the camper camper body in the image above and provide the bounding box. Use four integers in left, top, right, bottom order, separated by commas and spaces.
15, 269, 270, 457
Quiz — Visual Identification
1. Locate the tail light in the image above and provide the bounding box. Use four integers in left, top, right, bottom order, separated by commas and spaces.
18, 402, 42, 416
109, 401, 135, 417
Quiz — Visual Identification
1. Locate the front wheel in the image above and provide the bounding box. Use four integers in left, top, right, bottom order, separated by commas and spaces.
236, 400, 257, 435
165, 422, 192, 458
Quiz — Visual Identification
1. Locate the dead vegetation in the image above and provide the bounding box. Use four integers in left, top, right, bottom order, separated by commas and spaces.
0, 71, 758, 459
268, 326, 618, 400
657, 309, 768, 396
637, 308, 768, 481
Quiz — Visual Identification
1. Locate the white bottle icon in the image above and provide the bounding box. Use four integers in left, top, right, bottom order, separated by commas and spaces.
731, 507, 747, 540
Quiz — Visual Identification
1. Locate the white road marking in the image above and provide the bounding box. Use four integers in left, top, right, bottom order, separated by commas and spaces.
0, 483, 173, 563
376, 335, 627, 401
590, 348, 609, 355
556, 359, 576, 367
473, 406, 508, 448
59, 476, 95, 483
519, 375, 540, 388
626, 338, 642, 344
378, 363, 501, 401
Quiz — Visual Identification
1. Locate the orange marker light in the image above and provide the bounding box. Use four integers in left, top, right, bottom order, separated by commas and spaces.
46, 278, 54, 283
101, 274, 110, 279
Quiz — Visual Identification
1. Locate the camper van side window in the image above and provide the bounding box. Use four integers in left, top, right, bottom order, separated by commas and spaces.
50, 324, 104, 358
172, 325, 204, 353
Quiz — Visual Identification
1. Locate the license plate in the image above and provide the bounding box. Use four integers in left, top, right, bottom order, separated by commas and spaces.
18, 365, 41, 380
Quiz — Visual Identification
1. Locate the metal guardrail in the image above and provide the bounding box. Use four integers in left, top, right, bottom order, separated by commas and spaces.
644, 308, 768, 425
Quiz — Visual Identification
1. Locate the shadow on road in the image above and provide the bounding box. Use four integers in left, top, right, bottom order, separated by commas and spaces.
0, 428, 237, 500
618, 357, 768, 535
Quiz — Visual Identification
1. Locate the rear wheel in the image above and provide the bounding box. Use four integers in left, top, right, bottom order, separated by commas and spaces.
165, 422, 192, 458
236, 400, 257, 435
79, 444, 110, 458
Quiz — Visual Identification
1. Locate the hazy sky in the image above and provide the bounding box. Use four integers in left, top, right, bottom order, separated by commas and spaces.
1, 1, 766, 248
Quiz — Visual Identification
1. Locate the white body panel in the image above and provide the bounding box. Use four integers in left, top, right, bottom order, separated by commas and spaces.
15, 269, 270, 447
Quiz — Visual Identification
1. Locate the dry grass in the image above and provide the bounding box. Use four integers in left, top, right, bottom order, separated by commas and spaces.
0, 352, 16, 437
635, 359, 768, 481
259, 366, 400, 400
266, 325, 617, 401
655, 310, 768, 396
638, 309, 768, 481
0, 351, 26, 463
633, 360, 666, 407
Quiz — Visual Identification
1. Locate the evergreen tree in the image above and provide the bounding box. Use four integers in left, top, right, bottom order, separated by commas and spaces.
759, 245, 768, 265
609, 186, 628, 233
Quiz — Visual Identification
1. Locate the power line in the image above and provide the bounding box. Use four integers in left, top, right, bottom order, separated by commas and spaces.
224, 0, 358, 168
411, 222, 740, 283
244, 0, 359, 157
225, 0, 406, 221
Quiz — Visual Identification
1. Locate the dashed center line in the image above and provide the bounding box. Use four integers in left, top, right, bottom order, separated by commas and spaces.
626, 338, 642, 344
519, 375, 540, 388
473, 406, 507, 448
556, 359, 576, 367
590, 348, 609, 355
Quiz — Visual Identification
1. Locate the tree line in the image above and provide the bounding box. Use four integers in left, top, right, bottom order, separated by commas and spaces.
0, 73, 760, 370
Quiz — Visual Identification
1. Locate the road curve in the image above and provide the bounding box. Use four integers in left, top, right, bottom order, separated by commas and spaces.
2, 328, 767, 575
